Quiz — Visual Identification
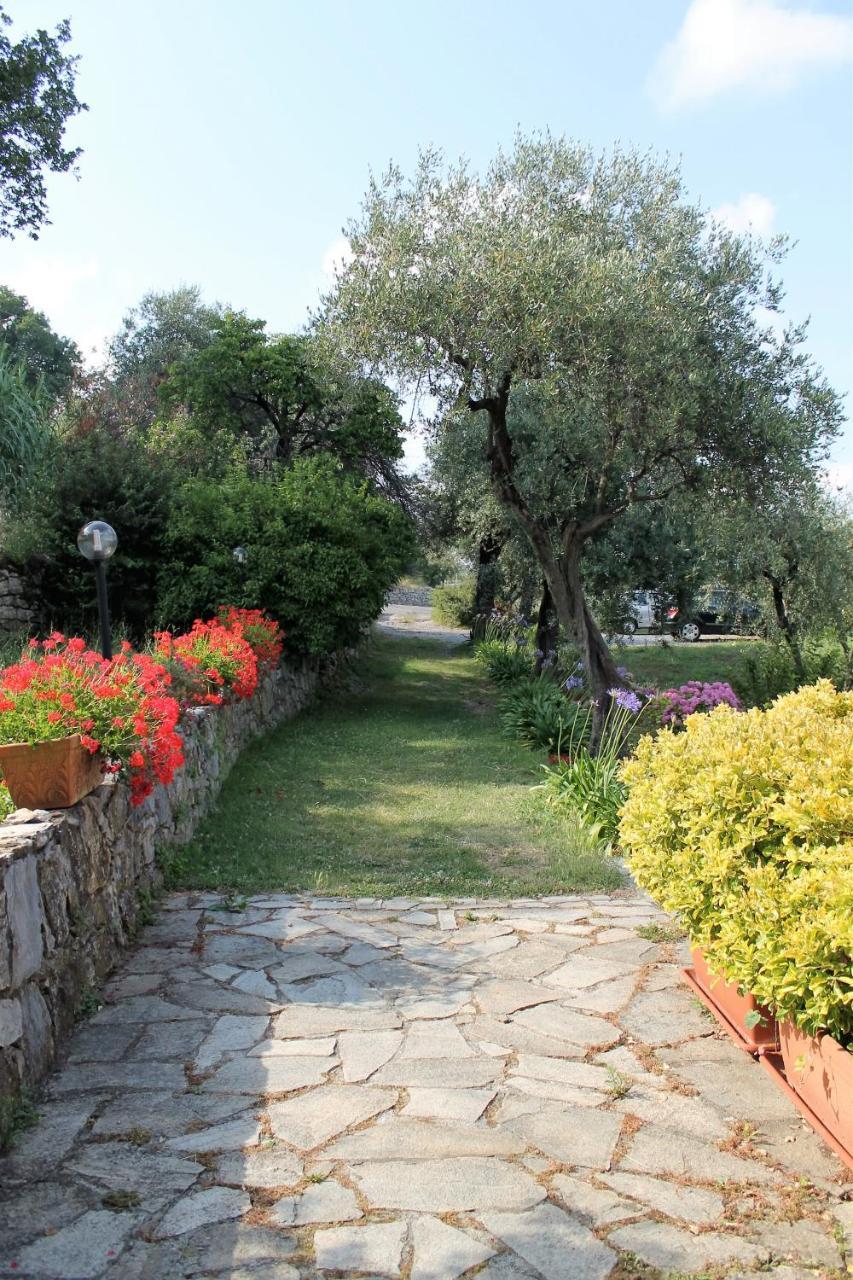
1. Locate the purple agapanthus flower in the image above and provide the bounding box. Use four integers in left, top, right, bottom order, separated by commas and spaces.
533, 648, 544, 660
564, 674, 583, 690
609, 687, 643, 713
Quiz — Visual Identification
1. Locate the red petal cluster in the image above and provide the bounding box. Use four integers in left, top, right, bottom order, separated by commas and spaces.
154, 617, 259, 706
0, 634, 184, 806
216, 606, 284, 669
0, 605, 281, 810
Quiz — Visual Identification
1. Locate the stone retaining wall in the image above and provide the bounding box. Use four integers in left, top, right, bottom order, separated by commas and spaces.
0, 650, 352, 1099
0, 564, 40, 636
386, 586, 433, 607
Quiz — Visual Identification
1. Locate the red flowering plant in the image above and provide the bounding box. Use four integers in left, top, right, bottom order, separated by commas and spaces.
216, 607, 284, 669
154, 618, 258, 707
0, 633, 184, 805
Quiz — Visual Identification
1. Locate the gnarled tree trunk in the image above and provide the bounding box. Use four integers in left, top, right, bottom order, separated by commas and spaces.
533, 579, 558, 674
470, 532, 504, 639
763, 569, 806, 682
477, 385, 624, 751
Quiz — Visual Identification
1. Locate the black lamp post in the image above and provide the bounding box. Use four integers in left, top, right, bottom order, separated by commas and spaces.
77, 520, 118, 659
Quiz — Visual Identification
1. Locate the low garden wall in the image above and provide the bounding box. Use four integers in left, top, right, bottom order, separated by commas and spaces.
386, 586, 433, 607
0, 563, 41, 637
0, 649, 351, 1099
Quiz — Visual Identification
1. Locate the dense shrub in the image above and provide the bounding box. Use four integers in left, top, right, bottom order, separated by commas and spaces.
540, 749, 625, 851
4, 426, 174, 640
620, 681, 853, 1044
159, 456, 413, 657
735, 633, 852, 708
499, 677, 589, 752
474, 638, 533, 685
431, 577, 476, 628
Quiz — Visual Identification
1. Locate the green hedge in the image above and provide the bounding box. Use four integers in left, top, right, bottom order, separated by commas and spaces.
431, 578, 476, 628
159, 456, 413, 657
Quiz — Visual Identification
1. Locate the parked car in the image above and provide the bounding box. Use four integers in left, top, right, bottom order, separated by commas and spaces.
620, 591, 664, 635
666, 591, 759, 642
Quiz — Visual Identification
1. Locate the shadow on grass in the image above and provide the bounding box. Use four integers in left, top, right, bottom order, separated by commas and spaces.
167, 631, 623, 897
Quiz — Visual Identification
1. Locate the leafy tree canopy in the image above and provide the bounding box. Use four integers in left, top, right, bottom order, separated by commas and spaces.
710, 477, 853, 674
109, 286, 223, 387
0, 284, 80, 399
0, 6, 86, 239
164, 312, 408, 496
92, 286, 225, 431
322, 132, 842, 737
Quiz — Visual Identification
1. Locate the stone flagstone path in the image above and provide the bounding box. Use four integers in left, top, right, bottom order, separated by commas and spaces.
1, 892, 850, 1279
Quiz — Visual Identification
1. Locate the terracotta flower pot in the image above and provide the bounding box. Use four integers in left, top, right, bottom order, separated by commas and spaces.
779, 1020, 853, 1162
688, 946, 779, 1053
0, 734, 105, 810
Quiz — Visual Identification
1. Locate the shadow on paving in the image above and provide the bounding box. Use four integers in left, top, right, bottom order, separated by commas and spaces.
1, 894, 849, 1278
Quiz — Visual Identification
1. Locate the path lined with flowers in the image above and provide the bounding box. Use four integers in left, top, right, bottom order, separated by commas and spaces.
1, 892, 849, 1279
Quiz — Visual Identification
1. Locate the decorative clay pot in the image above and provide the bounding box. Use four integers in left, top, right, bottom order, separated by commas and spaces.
779, 1020, 853, 1164
0, 734, 104, 809
689, 946, 779, 1053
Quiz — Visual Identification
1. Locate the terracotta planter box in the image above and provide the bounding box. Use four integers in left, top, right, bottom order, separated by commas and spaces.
687, 946, 779, 1053
0, 734, 104, 809
779, 1020, 853, 1164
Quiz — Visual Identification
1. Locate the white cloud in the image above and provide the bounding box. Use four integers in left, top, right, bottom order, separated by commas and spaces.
320, 235, 353, 284
713, 192, 776, 235
650, 0, 853, 110
4, 254, 98, 319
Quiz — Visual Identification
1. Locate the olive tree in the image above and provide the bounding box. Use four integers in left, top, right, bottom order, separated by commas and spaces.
711, 479, 853, 677
321, 134, 841, 741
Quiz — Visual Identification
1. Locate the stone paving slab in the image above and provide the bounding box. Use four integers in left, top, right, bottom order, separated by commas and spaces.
1, 892, 850, 1278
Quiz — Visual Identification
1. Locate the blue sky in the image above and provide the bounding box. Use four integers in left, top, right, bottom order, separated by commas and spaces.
2, 0, 851, 479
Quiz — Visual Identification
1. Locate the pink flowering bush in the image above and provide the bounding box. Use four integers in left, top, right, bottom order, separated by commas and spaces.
661, 680, 742, 729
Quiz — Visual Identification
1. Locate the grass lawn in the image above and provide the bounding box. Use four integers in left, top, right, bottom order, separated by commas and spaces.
166, 630, 624, 898
616, 637, 762, 690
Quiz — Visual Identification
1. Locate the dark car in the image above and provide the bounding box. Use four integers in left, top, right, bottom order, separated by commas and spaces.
666, 591, 759, 642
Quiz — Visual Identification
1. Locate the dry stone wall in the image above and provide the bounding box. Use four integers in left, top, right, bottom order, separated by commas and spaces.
0, 650, 352, 1099
0, 564, 40, 636
386, 586, 433, 607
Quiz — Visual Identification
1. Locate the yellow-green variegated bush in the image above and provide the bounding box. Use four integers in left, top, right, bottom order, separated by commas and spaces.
619, 681, 853, 1045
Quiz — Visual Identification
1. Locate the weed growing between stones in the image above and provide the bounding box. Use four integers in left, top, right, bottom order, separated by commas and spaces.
136, 887, 155, 927
636, 921, 686, 943
74, 986, 101, 1021
209, 893, 249, 913
102, 1189, 141, 1211
120, 1126, 151, 1146
0, 1086, 38, 1152
605, 1067, 632, 1099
